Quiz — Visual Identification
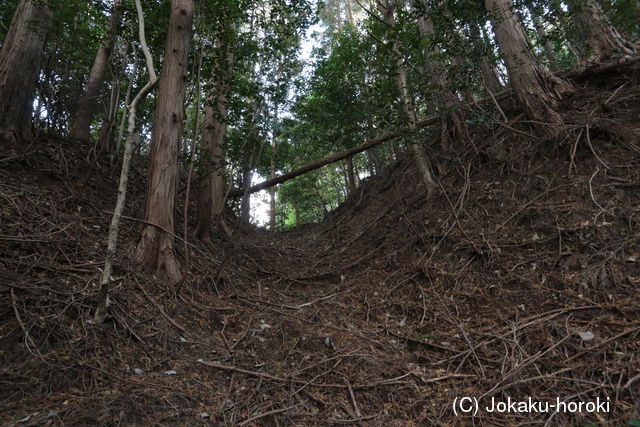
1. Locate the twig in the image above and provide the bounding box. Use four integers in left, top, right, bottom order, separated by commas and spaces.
568, 128, 583, 176
624, 372, 640, 390
198, 360, 416, 390
493, 184, 563, 232
134, 279, 188, 336
285, 292, 340, 310
345, 379, 361, 417
585, 125, 610, 170
588, 168, 606, 219
11, 289, 45, 362
238, 401, 306, 426
564, 326, 640, 364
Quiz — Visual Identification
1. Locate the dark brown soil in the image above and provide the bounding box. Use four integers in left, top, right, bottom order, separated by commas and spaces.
1, 61, 639, 426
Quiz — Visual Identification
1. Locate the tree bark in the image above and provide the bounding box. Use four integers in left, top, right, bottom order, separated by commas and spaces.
134, 0, 194, 282
379, 0, 436, 198
485, 0, 573, 126
69, 0, 123, 141
568, 0, 637, 61
0, 0, 52, 140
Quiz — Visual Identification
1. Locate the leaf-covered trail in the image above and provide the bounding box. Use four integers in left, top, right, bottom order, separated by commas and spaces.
2, 62, 640, 425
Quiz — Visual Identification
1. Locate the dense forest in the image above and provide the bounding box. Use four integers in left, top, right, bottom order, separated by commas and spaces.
1, 0, 639, 424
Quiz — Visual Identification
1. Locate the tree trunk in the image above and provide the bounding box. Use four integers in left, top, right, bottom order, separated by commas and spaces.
379, 0, 436, 198
240, 165, 252, 223
568, 0, 637, 61
112, 52, 137, 162
195, 34, 234, 241
378, 0, 436, 198
366, 149, 376, 176
346, 156, 356, 194
69, 0, 123, 141
531, 14, 560, 71
480, 57, 504, 94
134, 0, 194, 282
97, 73, 121, 154
95, 0, 158, 325
269, 108, 278, 231
344, 0, 355, 26
473, 24, 504, 94
416, 1, 465, 152
0, 0, 52, 140
485, 0, 573, 126
293, 203, 301, 226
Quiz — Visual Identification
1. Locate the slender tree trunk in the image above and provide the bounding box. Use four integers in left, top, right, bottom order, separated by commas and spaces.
240, 164, 252, 223
112, 52, 137, 162
269, 107, 278, 231
480, 57, 503, 94
195, 34, 234, 241
134, 0, 194, 282
0, 0, 52, 140
69, 0, 123, 140
473, 24, 504, 94
366, 149, 376, 176
531, 14, 560, 71
416, 1, 465, 152
568, 0, 637, 61
183, 42, 203, 262
293, 203, 301, 226
485, 0, 573, 126
380, 0, 436, 197
346, 156, 356, 194
344, 0, 355, 26
94, 0, 158, 325
97, 73, 121, 154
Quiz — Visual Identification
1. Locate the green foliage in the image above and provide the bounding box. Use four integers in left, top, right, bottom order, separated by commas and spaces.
3, 0, 638, 227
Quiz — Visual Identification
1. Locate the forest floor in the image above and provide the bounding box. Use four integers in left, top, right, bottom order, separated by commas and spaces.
1, 60, 640, 426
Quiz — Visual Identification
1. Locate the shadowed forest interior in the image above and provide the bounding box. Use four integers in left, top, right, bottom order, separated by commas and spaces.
1, 0, 639, 424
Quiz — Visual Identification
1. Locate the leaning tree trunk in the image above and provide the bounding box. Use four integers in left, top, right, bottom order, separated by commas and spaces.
195, 35, 235, 241
485, 0, 573, 126
0, 0, 52, 140
568, 0, 637, 61
134, 0, 194, 282
379, 0, 436, 198
69, 0, 123, 141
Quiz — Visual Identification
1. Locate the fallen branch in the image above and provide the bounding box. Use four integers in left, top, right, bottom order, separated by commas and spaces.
11, 289, 45, 362
198, 360, 426, 390
238, 401, 307, 426
134, 279, 188, 336
222, 90, 513, 197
